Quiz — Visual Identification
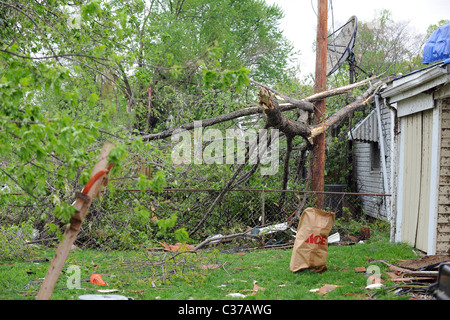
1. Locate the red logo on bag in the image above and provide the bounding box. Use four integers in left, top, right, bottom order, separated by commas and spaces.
305, 234, 327, 245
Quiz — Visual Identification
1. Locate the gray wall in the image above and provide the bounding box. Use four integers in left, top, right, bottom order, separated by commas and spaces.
351, 101, 392, 220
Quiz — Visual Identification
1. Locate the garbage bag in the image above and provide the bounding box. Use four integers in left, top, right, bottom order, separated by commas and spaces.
289, 207, 335, 272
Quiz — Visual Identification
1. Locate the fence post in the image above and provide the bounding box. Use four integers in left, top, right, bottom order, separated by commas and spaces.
261, 189, 265, 226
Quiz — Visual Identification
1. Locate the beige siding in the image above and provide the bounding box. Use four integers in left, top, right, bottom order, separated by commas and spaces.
401, 112, 423, 248
437, 98, 450, 254
400, 109, 434, 252
416, 109, 433, 251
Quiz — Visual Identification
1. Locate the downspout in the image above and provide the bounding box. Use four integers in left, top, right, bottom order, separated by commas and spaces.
375, 94, 391, 234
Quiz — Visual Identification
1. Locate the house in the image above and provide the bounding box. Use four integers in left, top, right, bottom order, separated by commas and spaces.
349, 59, 450, 255
347, 99, 393, 221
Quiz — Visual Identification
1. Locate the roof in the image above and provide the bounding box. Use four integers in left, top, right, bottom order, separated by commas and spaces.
347, 110, 378, 142
381, 59, 450, 103
349, 59, 450, 142
392, 58, 450, 82
348, 55, 450, 141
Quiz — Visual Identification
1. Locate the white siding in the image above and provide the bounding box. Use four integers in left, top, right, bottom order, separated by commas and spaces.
351, 102, 392, 219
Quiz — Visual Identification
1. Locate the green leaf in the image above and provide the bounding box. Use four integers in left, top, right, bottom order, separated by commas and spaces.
174, 228, 189, 243
87, 92, 100, 106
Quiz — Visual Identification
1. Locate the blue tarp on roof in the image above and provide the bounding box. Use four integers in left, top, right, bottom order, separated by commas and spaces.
423, 22, 450, 64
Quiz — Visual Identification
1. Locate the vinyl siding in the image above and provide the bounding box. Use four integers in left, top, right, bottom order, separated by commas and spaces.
351, 102, 391, 219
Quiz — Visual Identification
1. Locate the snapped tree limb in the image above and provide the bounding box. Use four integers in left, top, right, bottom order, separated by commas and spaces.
157, 75, 388, 236
308, 78, 388, 143
138, 75, 379, 142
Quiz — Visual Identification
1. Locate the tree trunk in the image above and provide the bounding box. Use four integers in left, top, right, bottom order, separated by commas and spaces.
36, 142, 115, 300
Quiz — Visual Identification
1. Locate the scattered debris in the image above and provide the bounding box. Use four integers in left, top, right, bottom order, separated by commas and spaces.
226, 293, 247, 298
97, 289, 119, 293
198, 264, 221, 270
158, 242, 195, 252
370, 256, 450, 300
380, 260, 439, 277
390, 277, 436, 282
90, 274, 106, 286
360, 227, 370, 240
354, 267, 366, 273
396, 255, 449, 271
251, 282, 265, 295
317, 284, 339, 295
340, 234, 359, 245
328, 232, 340, 244
205, 234, 224, 244
365, 283, 384, 290
254, 223, 290, 236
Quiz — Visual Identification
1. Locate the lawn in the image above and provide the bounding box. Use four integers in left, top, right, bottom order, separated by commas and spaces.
0, 231, 422, 301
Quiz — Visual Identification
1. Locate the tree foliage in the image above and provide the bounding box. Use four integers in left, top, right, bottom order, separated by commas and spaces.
1, 2, 446, 251
0, 0, 297, 250
352, 9, 428, 77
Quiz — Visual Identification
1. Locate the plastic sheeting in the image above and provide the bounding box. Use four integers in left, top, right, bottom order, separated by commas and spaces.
423, 22, 450, 64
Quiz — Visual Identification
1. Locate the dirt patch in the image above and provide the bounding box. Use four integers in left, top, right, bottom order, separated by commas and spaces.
397, 255, 449, 270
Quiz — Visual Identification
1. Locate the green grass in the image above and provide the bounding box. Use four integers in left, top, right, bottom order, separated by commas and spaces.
0, 232, 421, 300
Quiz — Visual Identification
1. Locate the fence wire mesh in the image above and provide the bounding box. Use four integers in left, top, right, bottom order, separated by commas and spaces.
1, 188, 390, 249
113, 188, 390, 236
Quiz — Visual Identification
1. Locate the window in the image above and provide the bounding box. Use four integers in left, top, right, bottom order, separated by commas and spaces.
370, 142, 381, 171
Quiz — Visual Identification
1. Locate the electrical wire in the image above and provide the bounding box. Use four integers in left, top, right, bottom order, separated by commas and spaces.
311, 0, 317, 17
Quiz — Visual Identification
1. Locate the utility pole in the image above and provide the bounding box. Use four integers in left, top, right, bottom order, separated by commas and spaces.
311, 0, 327, 209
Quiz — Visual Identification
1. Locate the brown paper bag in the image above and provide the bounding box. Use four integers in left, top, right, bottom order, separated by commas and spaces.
289, 207, 335, 273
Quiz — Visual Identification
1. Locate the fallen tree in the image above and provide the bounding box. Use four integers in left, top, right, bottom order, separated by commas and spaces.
139, 75, 379, 142
141, 74, 390, 236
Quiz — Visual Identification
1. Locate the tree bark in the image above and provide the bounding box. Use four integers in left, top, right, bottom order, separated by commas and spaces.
257, 86, 311, 139
308, 78, 386, 143
36, 142, 115, 300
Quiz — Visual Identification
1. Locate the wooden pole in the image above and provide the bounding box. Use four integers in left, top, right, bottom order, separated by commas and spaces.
36, 141, 115, 300
311, 0, 328, 209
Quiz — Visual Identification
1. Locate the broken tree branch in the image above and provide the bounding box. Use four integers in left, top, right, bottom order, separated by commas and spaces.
189, 232, 261, 251
182, 75, 386, 236
308, 78, 388, 143
380, 260, 438, 277
139, 75, 379, 142
257, 86, 310, 139
250, 75, 378, 103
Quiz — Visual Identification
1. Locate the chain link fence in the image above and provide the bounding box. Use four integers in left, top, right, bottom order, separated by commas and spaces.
0, 187, 390, 249
115, 188, 390, 236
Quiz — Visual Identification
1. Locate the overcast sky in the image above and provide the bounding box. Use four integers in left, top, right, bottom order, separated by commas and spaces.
266, 0, 450, 77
